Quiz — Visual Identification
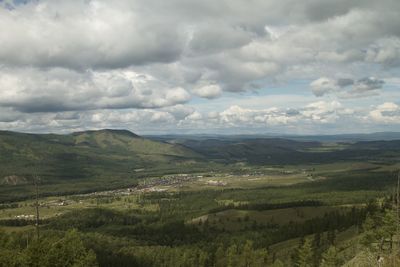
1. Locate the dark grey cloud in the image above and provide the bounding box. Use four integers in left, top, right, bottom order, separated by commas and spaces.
0, 108, 21, 122
0, 68, 191, 113
311, 77, 385, 98
355, 77, 384, 90
286, 109, 300, 116
54, 112, 80, 121
189, 23, 256, 55
336, 78, 354, 87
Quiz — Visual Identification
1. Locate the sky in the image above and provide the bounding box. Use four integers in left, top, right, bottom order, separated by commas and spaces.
0, 0, 400, 135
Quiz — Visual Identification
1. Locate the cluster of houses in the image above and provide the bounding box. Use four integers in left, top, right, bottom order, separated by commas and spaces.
44, 200, 73, 207
15, 214, 35, 220
139, 173, 204, 189
205, 180, 227, 186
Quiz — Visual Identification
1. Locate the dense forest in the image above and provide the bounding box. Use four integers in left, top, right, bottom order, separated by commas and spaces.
1, 197, 399, 266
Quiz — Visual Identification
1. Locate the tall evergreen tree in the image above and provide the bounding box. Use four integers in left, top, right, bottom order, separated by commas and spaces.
295, 238, 313, 267
226, 244, 238, 267
215, 244, 226, 267
320, 246, 339, 267
240, 240, 254, 267
327, 229, 336, 246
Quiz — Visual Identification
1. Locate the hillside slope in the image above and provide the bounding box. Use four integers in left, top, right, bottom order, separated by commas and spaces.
0, 129, 203, 201
168, 137, 400, 165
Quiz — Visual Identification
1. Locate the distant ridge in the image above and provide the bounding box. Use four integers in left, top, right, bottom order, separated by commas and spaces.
72, 129, 140, 138
147, 131, 400, 142
283, 132, 400, 142
1, 129, 400, 142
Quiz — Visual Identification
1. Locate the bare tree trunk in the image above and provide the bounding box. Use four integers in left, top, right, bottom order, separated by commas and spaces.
34, 175, 40, 240
397, 171, 400, 249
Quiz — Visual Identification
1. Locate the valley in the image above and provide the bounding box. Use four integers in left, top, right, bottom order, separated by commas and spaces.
1, 130, 400, 266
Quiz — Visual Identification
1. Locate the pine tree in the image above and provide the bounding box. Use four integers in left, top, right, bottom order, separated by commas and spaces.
215, 244, 226, 267
312, 232, 322, 266
253, 248, 268, 267
381, 209, 396, 250
361, 213, 377, 247
313, 232, 321, 248
197, 250, 208, 267
226, 244, 238, 267
320, 246, 339, 267
327, 229, 336, 246
240, 240, 254, 267
295, 238, 313, 267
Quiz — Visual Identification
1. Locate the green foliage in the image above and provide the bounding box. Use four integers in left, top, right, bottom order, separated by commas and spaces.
0, 230, 98, 267
295, 238, 313, 267
215, 244, 226, 267
361, 208, 397, 252
270, 259, 285, 267
212, 240, 268, 267
0, 249, 27, 267
34, 230, 97, 267
49, 208, 141, 230
320, 246, 340, 267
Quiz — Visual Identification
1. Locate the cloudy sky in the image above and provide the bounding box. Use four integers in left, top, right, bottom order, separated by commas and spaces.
0, 0, 400, 135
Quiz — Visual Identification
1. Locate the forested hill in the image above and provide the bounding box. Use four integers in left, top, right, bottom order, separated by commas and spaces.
0, 129, 203, 200
2, 129, 400, 183
164, 137, 400, 165
2, 129, 400, 201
